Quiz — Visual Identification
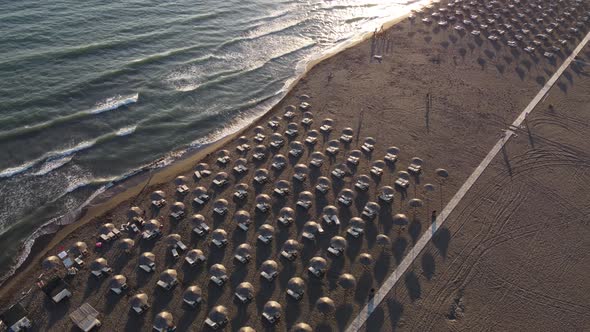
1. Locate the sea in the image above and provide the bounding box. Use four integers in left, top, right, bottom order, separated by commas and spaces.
0, 0, 424, 282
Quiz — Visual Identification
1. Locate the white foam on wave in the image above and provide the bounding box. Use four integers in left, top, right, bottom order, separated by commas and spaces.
116, 125, 137, 137
33, 155, 74, 176
88, 93, 139, 114
0, 124, 140, 179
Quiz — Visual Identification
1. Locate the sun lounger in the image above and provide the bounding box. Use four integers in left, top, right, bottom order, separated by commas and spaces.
332, 168, 345, 179
270, 140, 284, 149
268, 120, 279, 130
289, 148, 303, 158
253, 153, 265, 161
273, 188, 288, 197
355, 181, 369, 191
185, 254, 205, 266
340, 134, 352, 143
293, 173, 306, 182
287, 289, 303, 300
238, 222, 249, 231
379, 193, 394, 203
213, 207, 227, 216
371, 166, 383, 177
320, 124, 332, 133
210, 275, 227, 287
254, 175, 268, 184
305, 136, 317, 145
217, 156, 230, 165
301, 118, 313, 126
395, 177, 409, 189
171, 248, 179, 259
260, 270, 277, 282
256, 203, 270, 213
193, 193, 210, 205
233, 165, 248, 174
271, 161, 285, 170
285, 129, 298, 137
308, 266, 324, 278
152, 199, 166, 208
235, 292, 251, 304
254, 133, 265, 142
302, 232, 315, 241
139, 263, 155, 273
234, 254, 251, 264
347, 156, 359, 165
263, 312, 280, 324
278, 216, 293, 226
296, 200, 311, 210
133, 304, 150, 315
347, 227, 364, 238
234, 190, 247, 200
326, 146, 339, 155
328, 246, 343, 256
361, 143, 374, 153
211, 238, 228, 248
213, 179, 227, 187
257, 234, 272, 244
170, 211, 185, 220
236, 144, 250, 153
74, 257, 84, 267
280, 251, 297, 261
338, 196, 352, 206
315, 183, 329, 194
184, 297, 202, 307
205, 317, 228, 330
177, 185, 189, 195
408, 163, 422, 174
310, 158, 323, 168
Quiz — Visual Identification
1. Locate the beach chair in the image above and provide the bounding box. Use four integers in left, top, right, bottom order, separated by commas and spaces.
177, 185, 189, 195
308, 266, 324, 278
260, 270, 277, 282
287, 289, 303, 301
347, 226, 364, 238
193, 193, 210, 206
355, 180, 370, 191
254, 174, 268, 184
285, 128, 298, 138
293, 173, 306, 182
278, 216, 293, 227
395, 177, 409, 189
211, 238, 227, 248
256, 203, 270, 213
326, 146, 339, 155
263, 312, 280, 324
289, 148, 303, 158
340, 133, 353, 143
371, 166, 383, 177
210, 275, 228, 287
234, 253, 251, 264
213, 206, 228, 216
268, 120, 279, 130
347, 155, 360, 166
361, 142, 374, 153
234, 292, 252, 304
257, 234, 272, 244
233, 164, 248, 174
280, 250, 297, 261
315, 183, 329, 194
271, 160, 285, 170
254, 133, 265, 143
384, 152, 398, 163
332, 168, 346, 179
305, 136, 317, 145
296, 199, 311, 210
301, 117, 313, 126
328, 246, 343, 257
236, 144, 250, 153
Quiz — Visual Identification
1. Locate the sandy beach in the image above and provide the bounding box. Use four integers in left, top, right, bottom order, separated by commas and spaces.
1, 0, 589, 331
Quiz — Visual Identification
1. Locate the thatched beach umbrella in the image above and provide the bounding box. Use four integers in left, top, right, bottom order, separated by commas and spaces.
283, 239, 300, 253
109, 274, 127, 289
190, 214, 205, 224
235, 243, 252, 258
234, 210, 251, 225
424, 183, 436, 192
316, 176, 331, 194
338, 188, 354, 206
128, 206, 143, 218
271, 154, 287, 168
435, 168, 449, 178
358, 253, 374, 268
90, 258, 108, 272
99, 223, 115, 235
174, 175, 187, 185
154, 311, 174, 330
186, 249, 205, 263
316, 297, 335, 315
261, 260, 278, 275
263, 301, 282, 318
42, 256, 61, 270
235, 282, 254, 300
196, 162, 210, 172
130, 293, 148, 309
139, 252, 155, 265
310, 256, 328, 272
338, 273, 356, 290
330, 236, 347, 250
376, 234, 391, 249
209, 264, 227, 279
151, 190, 166, 200
291, 322, 313, 332
211, 229, 227, 242
144, 219, 161, 231
171, 201, 185, 212
70, 241, 88, 256
326, 139, 340, 155
287, 277, 305, 295
165, 233, 182, 246
208, 305, 229, 324
183, 285, 202, 304
118, 238, 135, 252
159, 269, 177, 284
293, 164, 309, 181
258, 224, 274, 239
409, 198, 424, 219
239, 327, 256, 332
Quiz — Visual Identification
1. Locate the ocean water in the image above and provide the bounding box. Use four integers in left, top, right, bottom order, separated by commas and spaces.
0, 0, 418, 280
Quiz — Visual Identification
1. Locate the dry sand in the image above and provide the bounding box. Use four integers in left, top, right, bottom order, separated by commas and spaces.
1, 0, 589, 331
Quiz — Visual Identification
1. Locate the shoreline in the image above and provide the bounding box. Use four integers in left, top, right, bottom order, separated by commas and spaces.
0, 0, 430, 293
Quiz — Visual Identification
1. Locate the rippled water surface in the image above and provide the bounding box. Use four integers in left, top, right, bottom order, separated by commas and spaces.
0, 0, 415, 278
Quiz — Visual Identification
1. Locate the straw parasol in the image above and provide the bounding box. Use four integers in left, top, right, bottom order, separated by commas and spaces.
191, 214, 205, 224
144, 219, 161, 231
118, 238, 135, 251
130, 293, 148, 309
174, 175, 187, 185
183, 285, 202, 303
287, 277, 305, 294
210, 264, 227, 278
279, 207, 295, 218
139, 252, 155, 265
235, 243, 252, 257
42, 256, 61, 270
376, 234, 391, 249
309, 256, 328, 271
127, 206, 142, 218
235, 282, 254, 299
234, 210, 250, 224
90, 258, 108, 272
171, 201, 185, 212
70, 241, 88, 256
159, 269, 177, 284
258, 224, 274, 237
163, 234, 180, 248
110, 275, 127, 289
338, 273, 356, 290
263, 301, 281, 317
212, 229, 227, 242
239, 327, 256, 332
208, 305, 229, 324
393, 214, 409, 225
153, 311, 174, 330
330, 236, 347, 250
358, 253, 373, 267
99, 223, 115, 235
316, 297, 335, 315
283, 239, 300, 253
151, 190, 166, 200
261, 260, 278, 275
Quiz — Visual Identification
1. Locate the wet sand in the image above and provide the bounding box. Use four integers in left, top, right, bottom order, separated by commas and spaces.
1, 0, 589, 331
